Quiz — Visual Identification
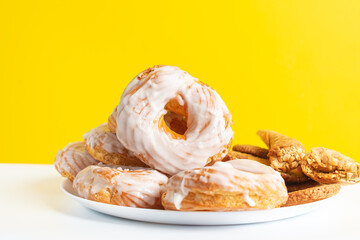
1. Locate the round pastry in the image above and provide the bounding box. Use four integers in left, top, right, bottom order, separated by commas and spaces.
83, 123, 148, 167
162, 159, 288, 211
116, 65, 234, 175
301, 147, 360, 184
73, 164, 168, 209
54, 142, 99, 181
283, 181, 341, 207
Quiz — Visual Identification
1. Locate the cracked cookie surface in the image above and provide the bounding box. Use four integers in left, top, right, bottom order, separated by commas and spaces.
283, 181, 341, 207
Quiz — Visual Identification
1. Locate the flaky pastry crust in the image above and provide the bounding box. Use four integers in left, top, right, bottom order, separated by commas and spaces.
54, 142, 99, 181
84, 123, 148, 168
301, 147, 360, 184
257, 130, 306, 172
162, 160, 288, 211
73, 165, 168, 209
108, 105, 118, 134
223, 150, 308, 183
163, 190, 286, 211
85, 143, 148, 167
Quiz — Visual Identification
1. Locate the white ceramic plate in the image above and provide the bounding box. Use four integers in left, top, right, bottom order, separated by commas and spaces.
61, 179, 336, 225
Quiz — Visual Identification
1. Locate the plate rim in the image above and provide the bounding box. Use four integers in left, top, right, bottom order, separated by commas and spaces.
60, 179, 336, 225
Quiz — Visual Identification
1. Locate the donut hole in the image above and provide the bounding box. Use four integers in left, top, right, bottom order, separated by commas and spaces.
164, 111, 187, 135
163, 96, 188, 135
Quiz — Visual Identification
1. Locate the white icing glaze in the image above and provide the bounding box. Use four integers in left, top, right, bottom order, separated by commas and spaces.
54, 142, 99, 179
116, 65, 234, 175
164, 159, 286, 210
164, 190, 188, 210
176, 94, 185, 106
213, 161, 234, 168
243, 190, 256, 207
228, 159, 280, 175
73, 164, 168, 208
83, 123, 125, 154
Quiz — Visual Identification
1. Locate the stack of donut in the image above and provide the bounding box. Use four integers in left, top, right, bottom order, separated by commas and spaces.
55, 65, 359, 211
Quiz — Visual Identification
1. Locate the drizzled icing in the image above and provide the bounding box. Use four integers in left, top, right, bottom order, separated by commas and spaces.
242, 190, 256, 207
54, 142, 99, 180
176, 94, 184, 106
226, 159, 279, 175
73, 164, 168, 208
164, 159, 286, 210
83, 123, 125, 154
116, 65, 234, 175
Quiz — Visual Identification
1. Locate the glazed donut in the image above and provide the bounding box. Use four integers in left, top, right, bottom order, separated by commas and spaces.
116, 65, 233, 175
301, 147, 360, 184
83, 123, 148, 167
162, 159, 288, 211
54, 142, 99, 181
73, 164, 168, 209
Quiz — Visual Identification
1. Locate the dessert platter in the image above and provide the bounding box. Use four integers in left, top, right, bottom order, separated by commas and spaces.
60, 178, 338, 225
55, 65, 360, 225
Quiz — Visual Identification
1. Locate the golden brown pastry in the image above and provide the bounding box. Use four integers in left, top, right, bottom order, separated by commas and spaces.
301, 147, 360, 184
280, 166, 309, 184
73, 164, 168, 209
286, 179, 322, 192
108, 105, 118, 134
83, 123, 148, 167
164, 95, 187, 118
283, 181, 341, 207
232, 144, 269, 159
163, 111, 187, 135
162, 159, 288, 211
257, 130, 306, 172
223, 150, 270, 166
115, 65, 233, 175
54, 142, 99, 181
225, 149, 309, 183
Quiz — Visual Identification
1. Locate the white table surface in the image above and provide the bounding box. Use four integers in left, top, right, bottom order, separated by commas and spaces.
0, 164, 359, 240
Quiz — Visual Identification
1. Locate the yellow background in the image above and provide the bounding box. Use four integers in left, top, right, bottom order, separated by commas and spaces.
1, 0, 359, 164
